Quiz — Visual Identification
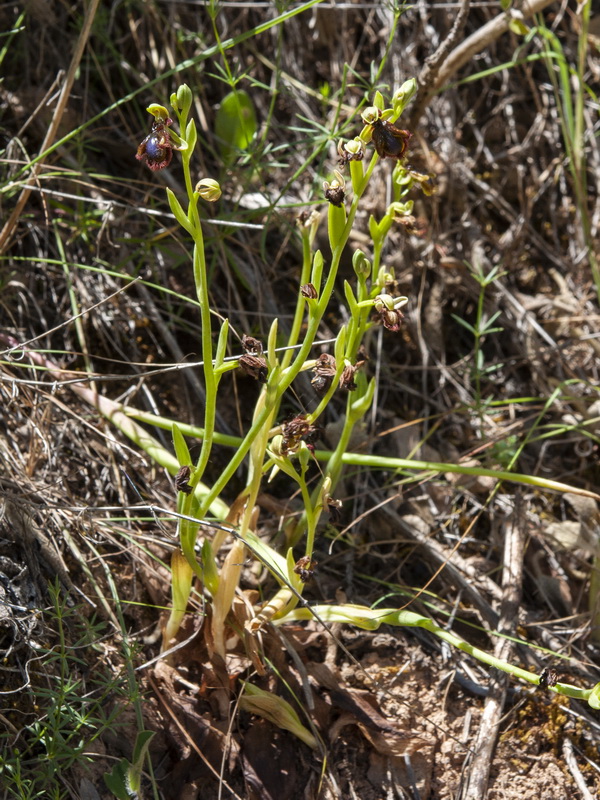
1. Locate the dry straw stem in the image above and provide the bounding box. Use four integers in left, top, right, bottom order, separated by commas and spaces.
410, 0, 558, 126
462, 503, 527, 800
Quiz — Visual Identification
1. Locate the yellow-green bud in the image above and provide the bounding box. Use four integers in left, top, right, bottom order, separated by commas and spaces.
270, 435, 284, 458
352, 249, 371, 279
175, 84, 193, 118
393, 79, 417, 116
195, 178, 221, 202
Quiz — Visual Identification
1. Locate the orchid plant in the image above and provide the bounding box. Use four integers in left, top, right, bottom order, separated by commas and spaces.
126, 81, 600, 719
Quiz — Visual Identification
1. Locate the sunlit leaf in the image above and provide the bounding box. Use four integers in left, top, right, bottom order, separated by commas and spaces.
215, 89, 257, 165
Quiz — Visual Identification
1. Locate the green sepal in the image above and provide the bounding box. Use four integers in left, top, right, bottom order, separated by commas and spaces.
215, 318, 229, 370
172, 422, 192, 466
343, 280, 359, 316
185, 117, 197, 157
311, 250, 324, 289
373, 91, 385, 110
267, 317, 279, 370
334, 325, 346, 363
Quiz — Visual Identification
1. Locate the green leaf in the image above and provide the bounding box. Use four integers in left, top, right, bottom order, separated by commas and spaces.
451, 313, 476, 335
588, 682, 600, 709
166, 188, 193, 234
104, 758, 134, 799
215, 89, 257, 165
128, 731, 155, 793
509, 18, 530, 36
201, 539, 220, 595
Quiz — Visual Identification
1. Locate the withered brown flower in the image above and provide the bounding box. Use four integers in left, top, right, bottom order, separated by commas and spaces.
326, 496, 342, 524
538, 668, 558, 689
300, 283, 318, 299
337, 139, 365, 167
340, 359, 365, 391
175, 465, 192, 495
281, 414, 320, 455
324, 184, 345, 207
373, 295, 407, 332
376, 307, 404, 332
311, 353, 337, 396
241, 334, 263, 355
239, 353, 268, 382
293, 555, 318, 583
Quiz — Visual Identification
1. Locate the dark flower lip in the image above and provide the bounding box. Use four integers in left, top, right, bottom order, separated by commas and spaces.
377, 307, 403, 331
136, 117, 174, 171
371, 118, 412, 160
325, 185, 345, 206
326, 495, 342, 524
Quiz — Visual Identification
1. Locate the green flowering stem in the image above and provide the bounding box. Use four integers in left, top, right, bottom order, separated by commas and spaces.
162, 94, 223, 577
280, 603, 597, 704
280, 220, 315, 371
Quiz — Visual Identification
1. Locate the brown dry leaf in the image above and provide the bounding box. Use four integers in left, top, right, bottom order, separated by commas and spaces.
241, 720, 301, 800
357, 722, 430, 757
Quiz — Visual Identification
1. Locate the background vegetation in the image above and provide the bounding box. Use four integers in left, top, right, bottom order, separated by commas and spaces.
0, 1, 599, 798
